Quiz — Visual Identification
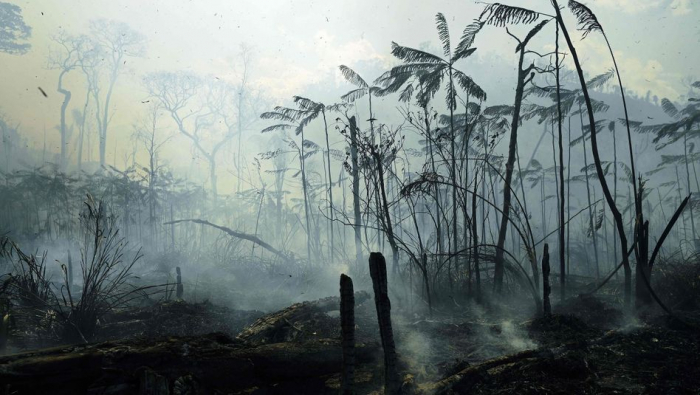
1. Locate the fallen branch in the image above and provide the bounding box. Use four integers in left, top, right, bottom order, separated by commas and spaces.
165, 219, 293, 263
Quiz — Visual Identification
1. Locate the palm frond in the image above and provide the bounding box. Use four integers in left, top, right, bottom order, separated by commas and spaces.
341, 87, 367, 103
260, 110, 297, 123
293, 96, 321, 111
391, 42, 445, 64
454, 71, 487, 102
586, 69, 614, 89
435, 13, 452, 59
261, 124, 294, 133
661, 98, 679, 118
453, 20, 484, 62
568, 0, 603, 39
479, 3, 541, 27
399, 84, 415, 103
338, 65, 368, 88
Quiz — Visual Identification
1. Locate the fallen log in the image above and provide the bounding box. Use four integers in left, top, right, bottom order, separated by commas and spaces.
237, 291, 370, 345
0, 333, 379, 394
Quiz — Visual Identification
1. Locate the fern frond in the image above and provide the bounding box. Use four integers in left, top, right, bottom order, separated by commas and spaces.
338, 65, 368, 89
399, 84, 415, 103
586, 68, 614, 89
261, 124, 294, 133
341, 87, 367, 103
391, 42, 445, 64
454, 71, 487, 102
453, 20, 484, 62
435, 13, 452, 59
293, 96, 321, 112
260, 110, 297, 123
661, 98, 679, 118
568, 0, 603, 39
479, 3, 541, 27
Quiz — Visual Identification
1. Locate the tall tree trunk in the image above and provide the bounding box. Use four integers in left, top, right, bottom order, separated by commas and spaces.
300, 129, 313, 263
494, 46, 527, 293
349, 116, 364, 270
553, 0, 632, 307
555, 23, 566, 300
374, 147, 400, 274
448, 70, 459, 285
472, 169, 481, 303
424, 105, 443, 259
322, 110, 335, 261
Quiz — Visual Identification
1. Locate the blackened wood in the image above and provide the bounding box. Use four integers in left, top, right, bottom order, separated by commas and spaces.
369, 252, 400, 394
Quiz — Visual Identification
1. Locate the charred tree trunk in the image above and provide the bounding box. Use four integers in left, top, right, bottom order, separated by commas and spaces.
349, 116, 364, 270
553, 0, 633, 307
472, 170, 481, 303
555, 22, 566, 301
369, 252, 400, 394
495, 22, 546, 293
542, 244, 551, 317
339, 274, 355, 395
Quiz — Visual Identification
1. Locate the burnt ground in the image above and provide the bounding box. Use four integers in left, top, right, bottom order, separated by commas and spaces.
1, 293, 700, 394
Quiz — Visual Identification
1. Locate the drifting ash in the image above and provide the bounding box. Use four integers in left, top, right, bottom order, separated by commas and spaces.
1, 290, 699, 394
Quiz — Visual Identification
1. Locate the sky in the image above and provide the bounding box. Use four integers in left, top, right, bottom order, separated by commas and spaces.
0, 0, 698, 183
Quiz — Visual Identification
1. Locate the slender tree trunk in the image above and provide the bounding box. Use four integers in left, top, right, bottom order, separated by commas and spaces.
553, 0, 632, 306
684, 130, 697, 239
322, 110, 335, 261
472, 169, 481, 303
555, 23, 566, 300
57, 71, 71, 170
349, 116, 364, 270
300, 130, 313, 263
448, 70, 459, 284
374, 148, 400, 274
495, 47, 527, 293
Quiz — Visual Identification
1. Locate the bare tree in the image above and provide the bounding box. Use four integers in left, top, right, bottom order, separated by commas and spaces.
88, 19, 146, 167
144, 72, 233, 197
47, 32, 85, 170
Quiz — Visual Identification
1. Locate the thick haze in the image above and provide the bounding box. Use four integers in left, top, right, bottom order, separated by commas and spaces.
0, 0, 698, 190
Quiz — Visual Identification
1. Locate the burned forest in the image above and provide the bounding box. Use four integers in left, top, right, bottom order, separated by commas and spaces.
1, 0, 700, 393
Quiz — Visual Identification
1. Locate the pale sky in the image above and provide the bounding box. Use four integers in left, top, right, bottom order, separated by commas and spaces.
0, 0, 698, 184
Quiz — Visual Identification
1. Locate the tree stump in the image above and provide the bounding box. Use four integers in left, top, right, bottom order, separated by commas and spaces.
340, 274, 355, 395
369, 252, 400, 394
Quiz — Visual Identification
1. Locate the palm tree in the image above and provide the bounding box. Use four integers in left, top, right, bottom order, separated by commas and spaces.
479, 4, 551, 292
653, 94, 700, 241
567, 0, 640, 224
389, 12, 485, 277
291, 97, 346, 261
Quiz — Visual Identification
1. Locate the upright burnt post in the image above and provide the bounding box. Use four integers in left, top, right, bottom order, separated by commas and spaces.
369, 252, 400, 394
67, 249, 73, 293
340, 274, 355, 395
542, 244, 551, 317
176, 267, 184, 300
